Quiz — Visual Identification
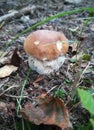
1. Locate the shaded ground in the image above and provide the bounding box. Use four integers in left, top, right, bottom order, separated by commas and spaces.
0, 0, 94, 130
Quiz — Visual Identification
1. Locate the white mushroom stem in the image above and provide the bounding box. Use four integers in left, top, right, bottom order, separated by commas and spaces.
28, 55, 66, 74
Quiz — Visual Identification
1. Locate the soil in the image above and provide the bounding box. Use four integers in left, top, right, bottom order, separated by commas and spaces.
0, 0, 94, 130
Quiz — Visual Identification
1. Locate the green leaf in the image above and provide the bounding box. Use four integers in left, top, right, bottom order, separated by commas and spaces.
78, 88, 94, 115
69, 59, 77, 63
88, 89, 94, 95
90, 118, 94, 128
54, 88, 65, 98
82, 54, 91, 61
65, 79, 71, 83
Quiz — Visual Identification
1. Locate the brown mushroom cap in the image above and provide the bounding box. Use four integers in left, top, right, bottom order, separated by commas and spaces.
24, 30, 69, 61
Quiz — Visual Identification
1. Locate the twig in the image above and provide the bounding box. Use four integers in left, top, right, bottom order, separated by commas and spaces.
0, 21, 5, 28
0, 5, 36, 23
4, 94, 28, 98
71, 61, 91, 99
46, 85, 58, 95
17, 68, 31, 115
69, 101, 81, 112
75, 61, 91, 88
0, 85, 19, 96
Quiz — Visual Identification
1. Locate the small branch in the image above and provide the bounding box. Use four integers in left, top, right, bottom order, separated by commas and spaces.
75, 61, 91, 88
71, 61, 91, 98
0, 85, 19, 96
4, 94, 28, 98
0, 5, 36, 23
46, 85, 58, 95
69, 101, 81, 112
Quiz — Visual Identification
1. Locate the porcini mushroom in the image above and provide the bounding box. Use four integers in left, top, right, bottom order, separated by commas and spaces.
24, 30, 69, 74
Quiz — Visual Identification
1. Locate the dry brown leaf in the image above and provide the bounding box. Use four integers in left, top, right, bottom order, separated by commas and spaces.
20, 95, 70, 130
0, 65, 18, 78
0, 57, 11, 65
11, 48, 22, 67
0, 51, 11, 65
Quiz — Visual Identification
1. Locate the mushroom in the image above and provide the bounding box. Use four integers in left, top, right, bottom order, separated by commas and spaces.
24, 30, 69, 74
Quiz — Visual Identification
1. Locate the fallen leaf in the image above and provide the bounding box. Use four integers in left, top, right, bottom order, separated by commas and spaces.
0, 57, 11, 65
20, 94, 70, 129
0, 51, 11, 65
11, 48, 22, 67
0, 65, 18, 78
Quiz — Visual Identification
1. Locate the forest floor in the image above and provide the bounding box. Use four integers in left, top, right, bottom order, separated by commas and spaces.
0, 0, 94, 130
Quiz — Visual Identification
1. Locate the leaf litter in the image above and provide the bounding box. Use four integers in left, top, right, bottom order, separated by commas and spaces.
0, 0, 94, 130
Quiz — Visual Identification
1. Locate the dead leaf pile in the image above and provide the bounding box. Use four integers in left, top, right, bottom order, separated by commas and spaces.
20, 94, 71, 130
0, 48, 22, 78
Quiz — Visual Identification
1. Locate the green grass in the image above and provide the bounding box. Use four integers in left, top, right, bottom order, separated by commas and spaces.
14, 118, 38, 130
17, 68, 31, 115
